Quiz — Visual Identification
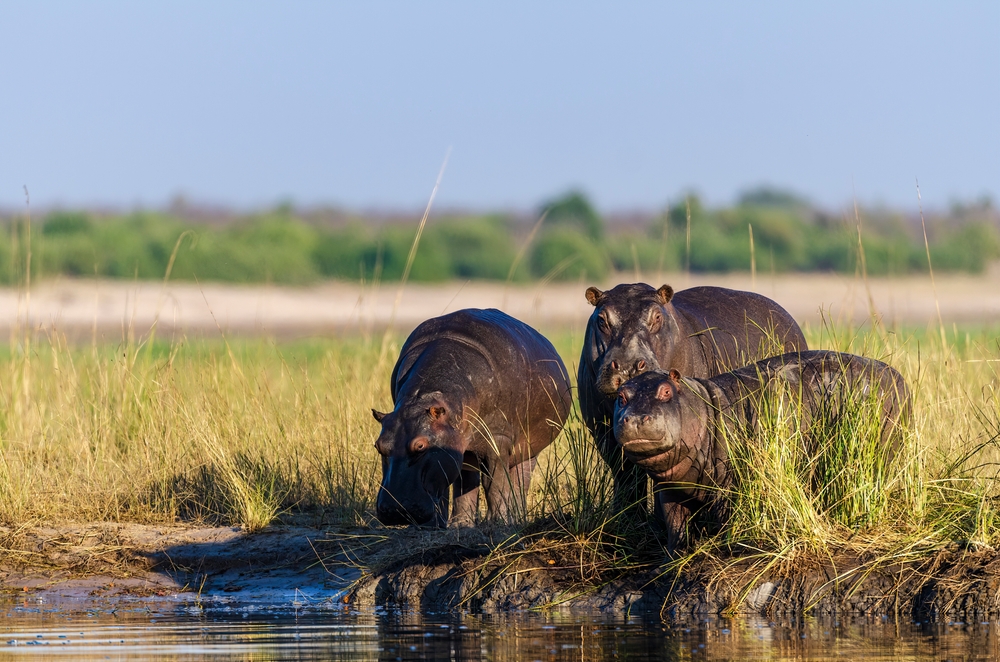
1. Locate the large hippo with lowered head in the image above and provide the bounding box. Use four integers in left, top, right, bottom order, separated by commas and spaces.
579, 283, 808, 518
613, 350, 911, 553
372, 308, 571, 527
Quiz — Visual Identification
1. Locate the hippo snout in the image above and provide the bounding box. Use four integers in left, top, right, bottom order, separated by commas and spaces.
618, 412, 653, 433
601, 359, 654, 395
615, 409, 667, 444
376, 487, 446, 527
376, 450, 459, 528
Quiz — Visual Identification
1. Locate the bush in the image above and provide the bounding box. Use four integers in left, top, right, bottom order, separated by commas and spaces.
606, 231, 681, 275
688, 220, 752, 272
428, 217, 519, 280
375, 225, 453, 282
530, 228, 610, 281
42, 211, 92, 236
541, 191, 605, 240
729, 207, 810, 271
928, 223, 1000, 273
313, 224, 377, 280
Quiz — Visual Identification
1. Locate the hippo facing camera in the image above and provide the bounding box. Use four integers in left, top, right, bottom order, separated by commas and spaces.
577, 282, 808, 521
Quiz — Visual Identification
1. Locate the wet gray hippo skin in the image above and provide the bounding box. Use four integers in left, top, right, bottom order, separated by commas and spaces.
613, 350, 911, 554
578, 282, 807, 518
373, 308, 571, 528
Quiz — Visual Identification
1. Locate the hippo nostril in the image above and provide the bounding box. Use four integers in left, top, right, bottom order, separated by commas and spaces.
642, 415, 651, 423
610, 360, 619, 372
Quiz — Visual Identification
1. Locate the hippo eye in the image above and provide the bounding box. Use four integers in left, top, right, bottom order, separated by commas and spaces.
597, 316, 610, 333
409, 437, 430, 455
649, 311, 663, 331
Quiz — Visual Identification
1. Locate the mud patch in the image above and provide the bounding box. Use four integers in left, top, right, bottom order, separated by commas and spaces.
0, 523, 359, 614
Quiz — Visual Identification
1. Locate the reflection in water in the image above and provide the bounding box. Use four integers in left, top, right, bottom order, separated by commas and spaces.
0, 601, 998, 660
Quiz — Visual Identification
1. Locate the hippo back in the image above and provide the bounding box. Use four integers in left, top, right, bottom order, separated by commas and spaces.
670, 286, 808, 375
711, 350, 911, 457
392, 308, 571, 459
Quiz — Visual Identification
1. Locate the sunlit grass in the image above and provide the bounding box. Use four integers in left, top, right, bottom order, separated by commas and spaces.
0, 335, 392, 529
0, 318, 998, 591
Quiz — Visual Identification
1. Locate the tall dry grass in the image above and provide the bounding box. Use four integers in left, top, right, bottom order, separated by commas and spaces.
0, 335, 390, 529
0, 318, 996, 563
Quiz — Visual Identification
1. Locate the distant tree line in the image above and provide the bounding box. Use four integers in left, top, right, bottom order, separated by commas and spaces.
1, 189, 996, 285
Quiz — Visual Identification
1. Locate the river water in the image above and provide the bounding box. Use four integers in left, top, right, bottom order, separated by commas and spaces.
1, 598, 998, 661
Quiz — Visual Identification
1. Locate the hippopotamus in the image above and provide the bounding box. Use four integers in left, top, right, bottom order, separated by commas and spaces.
578, 283, 808, 517
372, 308, 571, 528
613, 350, 911, 553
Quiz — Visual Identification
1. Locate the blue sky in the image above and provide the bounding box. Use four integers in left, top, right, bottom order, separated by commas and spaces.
1, 2, 997, 213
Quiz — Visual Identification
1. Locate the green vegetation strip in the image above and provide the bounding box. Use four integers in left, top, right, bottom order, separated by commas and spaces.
4, 189, 998, 285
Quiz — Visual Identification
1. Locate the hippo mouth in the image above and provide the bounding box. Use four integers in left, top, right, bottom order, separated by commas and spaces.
619, 436, 675, 468
376, 449, 460, 528
597, 357, 658, 398
598, 379, 623, 398
375, 487, 449, 528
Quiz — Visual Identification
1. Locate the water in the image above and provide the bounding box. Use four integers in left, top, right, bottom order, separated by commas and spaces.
1, 600, 998, 660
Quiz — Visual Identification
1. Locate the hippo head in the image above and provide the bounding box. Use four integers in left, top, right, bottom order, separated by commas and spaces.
612, 370, 686, 476
585, 283, 677, 399
371, 391, 466, 527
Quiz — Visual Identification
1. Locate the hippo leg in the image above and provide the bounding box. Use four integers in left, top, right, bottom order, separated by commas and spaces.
654, 489, 692, 557
481, 444, 531, 524
505, 456, 538, 521
615, 462, 650, 523
481, 456, 536, 524
597, 425, 649, 522
451, 452, 481, 527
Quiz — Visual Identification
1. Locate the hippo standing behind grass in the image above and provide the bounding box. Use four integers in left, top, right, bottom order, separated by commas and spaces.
613, 350, 911, 554
372, 309, 571, 528
578, 283, 808, 518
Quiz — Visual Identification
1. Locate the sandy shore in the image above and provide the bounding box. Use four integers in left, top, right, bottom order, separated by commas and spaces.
0, 271, 998, 340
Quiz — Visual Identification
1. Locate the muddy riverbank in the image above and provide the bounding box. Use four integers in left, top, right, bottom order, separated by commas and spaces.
0, 523, 357, 614
4, 523, 1000, 621
345, 532, 1000, 621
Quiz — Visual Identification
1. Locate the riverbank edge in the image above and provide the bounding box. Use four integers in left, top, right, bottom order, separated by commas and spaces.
346, 543, 1000, 621
2, 523, 998, 621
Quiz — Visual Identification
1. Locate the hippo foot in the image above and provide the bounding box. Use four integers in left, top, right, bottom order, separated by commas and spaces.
450, 515, 477, 528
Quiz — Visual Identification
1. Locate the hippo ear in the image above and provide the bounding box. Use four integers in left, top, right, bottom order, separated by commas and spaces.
371, 409, 388, 423
668, 369, 683, 388
656, 285, 674, 305
585, 286, 605, 306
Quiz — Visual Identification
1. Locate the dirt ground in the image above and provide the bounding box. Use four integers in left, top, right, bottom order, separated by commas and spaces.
1, 270, 998, 340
